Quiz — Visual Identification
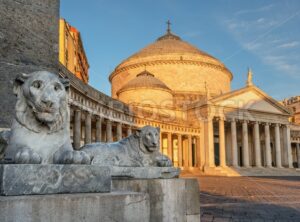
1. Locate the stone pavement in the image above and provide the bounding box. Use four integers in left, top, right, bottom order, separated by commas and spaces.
197, 176, 300, 222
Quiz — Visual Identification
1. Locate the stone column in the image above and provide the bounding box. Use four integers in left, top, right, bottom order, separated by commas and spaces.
284, 125, 293, 168
167, 133, 173, 161
231, 119, 238, 167
242, 120, 250, 167
177, 134, 183, 167
253, 122, 261, 167
84, 112, 92, 144
95, 117, 102, 142
73, 109, 81, 150
196, 136, 201, 167
188, 135, 192, 167
106, 119, 113, 142
274, 123, 282, 168
127, 126, 132, 137
116, 122, 122, 141
204, 118, 215, 168
264, 123, 272, 167
219, 117, 226, 167
183, 136, 188, 168
297, 143, 300, 168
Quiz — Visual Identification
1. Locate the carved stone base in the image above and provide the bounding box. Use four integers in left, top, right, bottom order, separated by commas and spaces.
0, 192, 150, 222
0, 164, 111, 196
112, 178, 200, 222
111, 166, 180, 179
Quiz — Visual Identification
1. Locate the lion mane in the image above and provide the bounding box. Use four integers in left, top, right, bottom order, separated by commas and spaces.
82, 126, 172, 167
3, 71, 91, 165
13, 72, 69, 134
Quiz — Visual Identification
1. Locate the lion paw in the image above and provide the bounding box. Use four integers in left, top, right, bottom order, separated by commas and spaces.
59, 150, 91, 164
156, 155, 173, 167
15, 148, 42, 164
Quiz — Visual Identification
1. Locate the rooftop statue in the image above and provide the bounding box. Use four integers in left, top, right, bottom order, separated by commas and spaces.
2, 71, 90, 164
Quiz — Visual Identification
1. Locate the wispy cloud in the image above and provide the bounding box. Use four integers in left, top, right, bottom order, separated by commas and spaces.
234, 4, 275, 16
278, 41, 299, 49
222, 4, 300, 79
264, 55, 300, 77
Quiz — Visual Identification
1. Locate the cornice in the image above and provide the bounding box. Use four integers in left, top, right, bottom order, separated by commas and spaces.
109, 59, 233, 82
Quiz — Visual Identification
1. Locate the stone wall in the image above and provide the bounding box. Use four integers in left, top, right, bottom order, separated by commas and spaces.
0, 0, 59, 128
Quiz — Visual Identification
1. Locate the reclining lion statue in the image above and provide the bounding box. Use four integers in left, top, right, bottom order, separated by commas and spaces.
3, 71, 90, 164
81, 126, 172, 167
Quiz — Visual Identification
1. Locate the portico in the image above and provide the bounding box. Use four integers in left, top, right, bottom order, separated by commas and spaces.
193, 84, 293, 172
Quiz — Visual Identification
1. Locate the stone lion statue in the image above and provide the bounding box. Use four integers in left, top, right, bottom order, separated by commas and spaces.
3, 71, 90, 164
81, 126, 172, 167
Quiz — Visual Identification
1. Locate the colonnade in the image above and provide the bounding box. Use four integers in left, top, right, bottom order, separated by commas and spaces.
207, 117, 294, 168
161, 132, 200, 168
71, 108, 299, 169
72, 109, 133, 149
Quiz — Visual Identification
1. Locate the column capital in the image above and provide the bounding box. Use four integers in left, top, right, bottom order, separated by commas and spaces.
229, 118, 237, 123
96, 115, 102, 120
216, 116, 225, 121
85, 111, 91, 115
242, 119, 249, 124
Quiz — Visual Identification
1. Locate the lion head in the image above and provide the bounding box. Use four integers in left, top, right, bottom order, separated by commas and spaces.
13, 71, 70, 133
135, 126, 160, 153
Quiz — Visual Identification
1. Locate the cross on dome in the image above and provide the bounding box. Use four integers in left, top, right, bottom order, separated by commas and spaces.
166, 20, 171, 33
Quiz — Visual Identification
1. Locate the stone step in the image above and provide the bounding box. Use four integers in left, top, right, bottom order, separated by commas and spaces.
230, 167, 300, 176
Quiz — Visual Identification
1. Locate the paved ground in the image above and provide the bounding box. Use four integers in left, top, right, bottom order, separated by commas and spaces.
197, 176, 300, 222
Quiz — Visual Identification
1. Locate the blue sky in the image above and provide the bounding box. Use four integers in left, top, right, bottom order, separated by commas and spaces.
61, 0, 300, 100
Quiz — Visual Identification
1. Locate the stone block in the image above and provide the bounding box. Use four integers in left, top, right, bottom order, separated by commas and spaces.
0, 164, 111, 196
112, 178, 201, 222
185, 178, 201, 215
187, 214, 201, 222
111, 166, 180, 179
0, 192, 150, 222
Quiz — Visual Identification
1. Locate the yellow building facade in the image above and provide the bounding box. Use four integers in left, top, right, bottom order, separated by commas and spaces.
59, 18, 89, 84
109, 27, 300, 174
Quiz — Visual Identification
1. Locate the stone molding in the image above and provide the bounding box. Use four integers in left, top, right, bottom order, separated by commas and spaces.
109, 59, 233, 82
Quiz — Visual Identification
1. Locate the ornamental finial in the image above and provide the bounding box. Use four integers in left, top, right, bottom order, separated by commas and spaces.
247, 67, 253, 87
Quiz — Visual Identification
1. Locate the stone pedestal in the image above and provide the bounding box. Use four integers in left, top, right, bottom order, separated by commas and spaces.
112, 178, 200, 222
111, 166, 180, 179
0, 164, 111, 196
0, 192, 150, 222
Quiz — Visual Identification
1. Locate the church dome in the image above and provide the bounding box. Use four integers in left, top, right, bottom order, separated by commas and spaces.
110, 25, 233, 100
117, 70, 171, 94
120, 32, 220, 64
117, 70, 173, 106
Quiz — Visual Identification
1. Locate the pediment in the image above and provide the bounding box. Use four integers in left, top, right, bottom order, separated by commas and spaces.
211, 87, 290, 115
